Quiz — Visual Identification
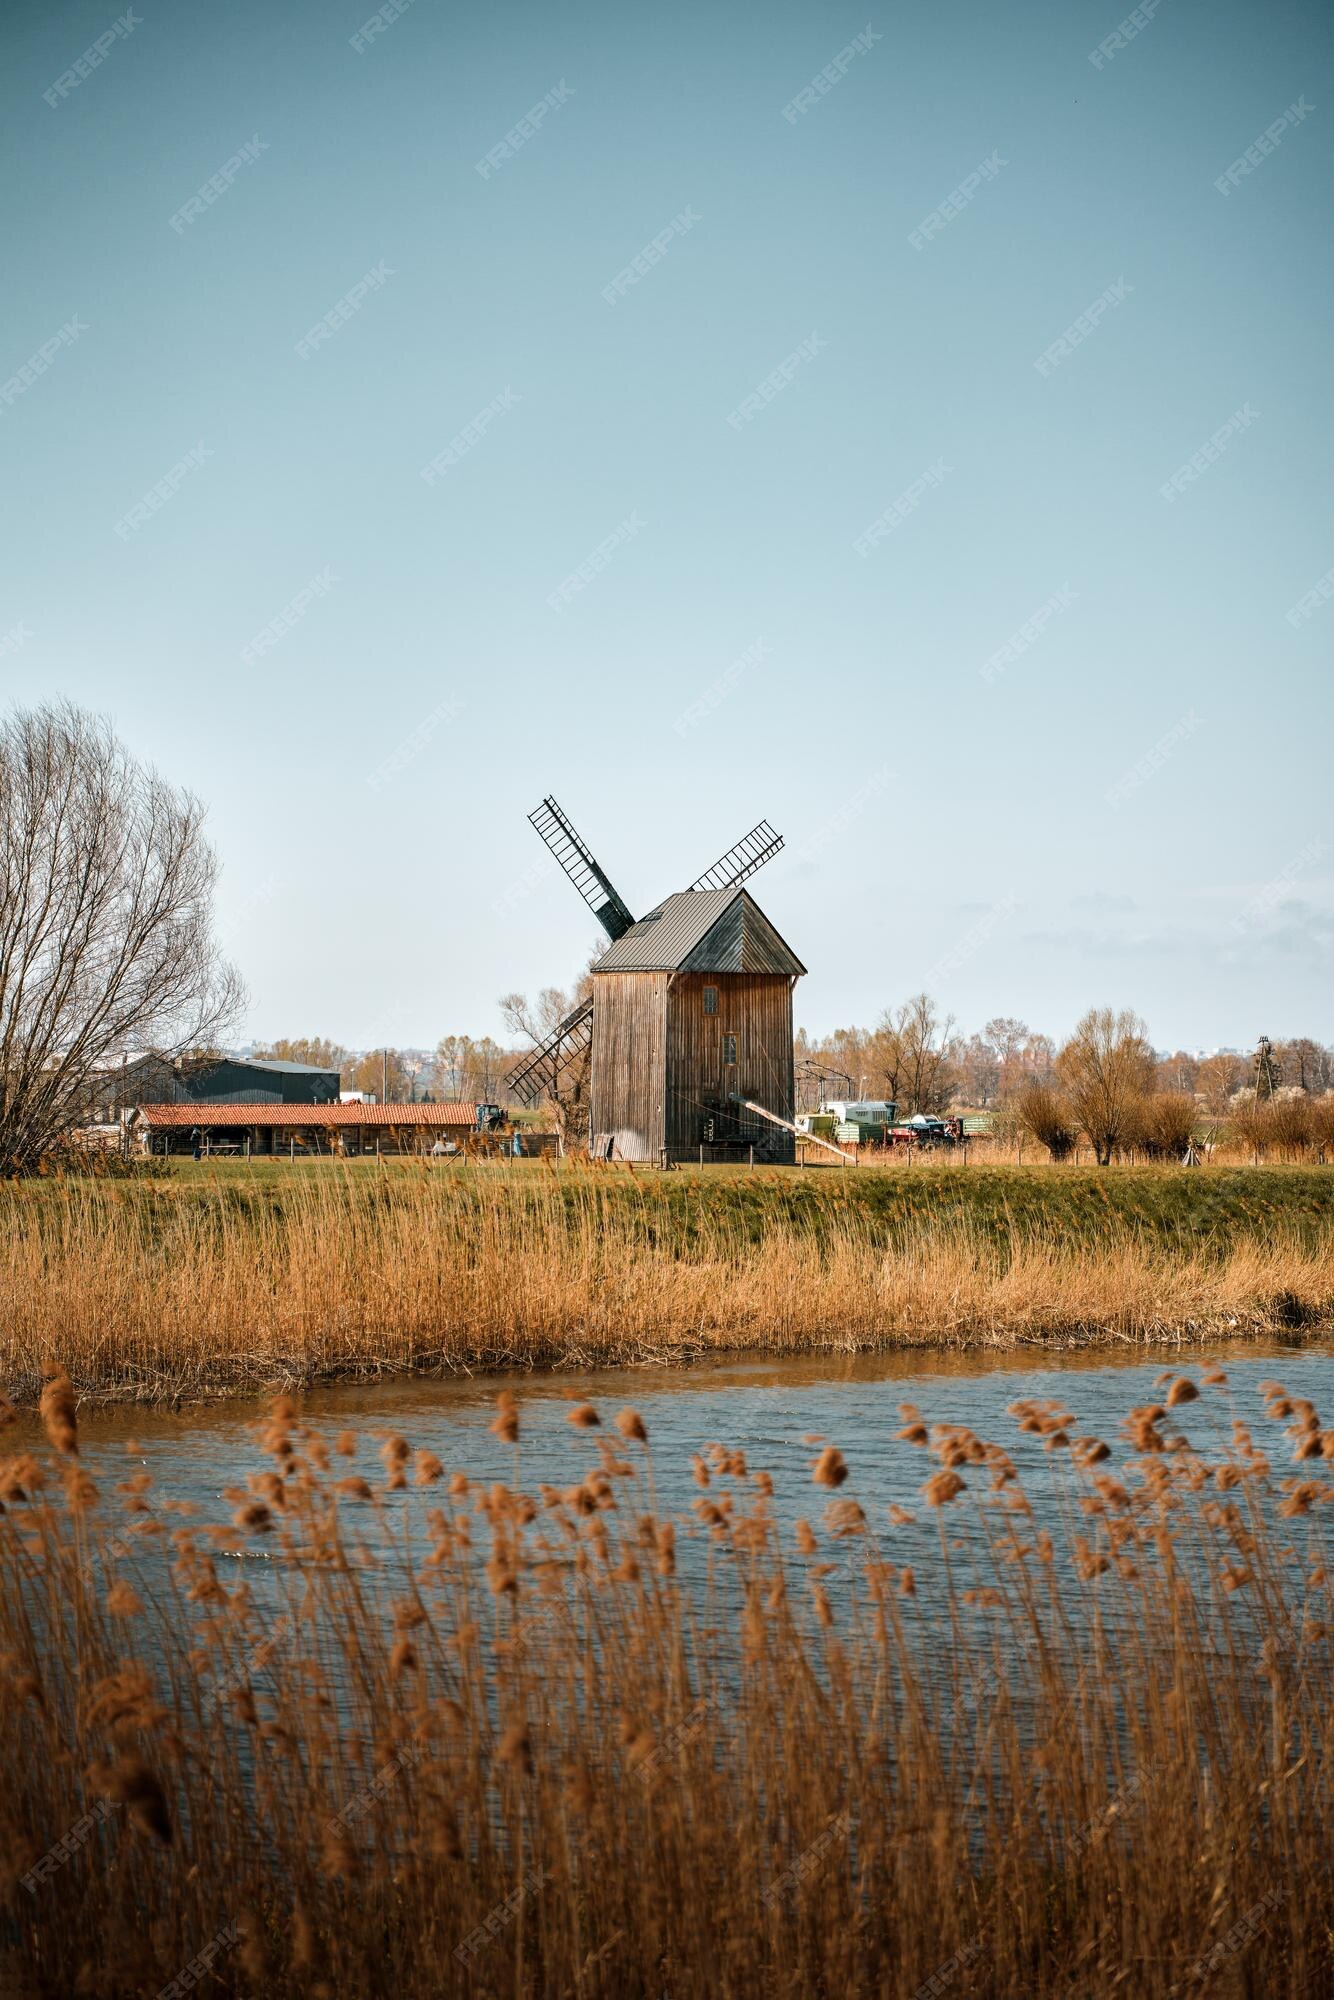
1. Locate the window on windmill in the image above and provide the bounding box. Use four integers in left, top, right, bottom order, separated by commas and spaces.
703, 986, 718, 1015
723, 1034, 737, 1066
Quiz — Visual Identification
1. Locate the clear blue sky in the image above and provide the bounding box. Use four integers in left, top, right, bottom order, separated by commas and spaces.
4, 0, 1331, 1053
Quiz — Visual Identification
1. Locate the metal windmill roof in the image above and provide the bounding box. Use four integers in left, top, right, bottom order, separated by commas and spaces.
592, 889, 805, 975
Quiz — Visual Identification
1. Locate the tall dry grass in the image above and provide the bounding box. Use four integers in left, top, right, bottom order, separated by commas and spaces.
0, 1366, 1329, 1996
2, 1164, 1334, 1403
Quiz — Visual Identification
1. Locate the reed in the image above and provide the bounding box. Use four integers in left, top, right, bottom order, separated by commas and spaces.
0, 1369, 1329, 1996
2, 1163, 1333, 1405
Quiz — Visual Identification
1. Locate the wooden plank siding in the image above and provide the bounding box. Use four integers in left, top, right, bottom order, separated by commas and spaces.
589, 971, 670, 1160
589, 890, 801, 1163
665, 972, 795, 1163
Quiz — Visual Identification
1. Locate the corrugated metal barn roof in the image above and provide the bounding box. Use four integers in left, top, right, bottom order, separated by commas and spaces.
593, 888, 805, 975
238, 1056, 341, 1076
136, 1102, 477, 1128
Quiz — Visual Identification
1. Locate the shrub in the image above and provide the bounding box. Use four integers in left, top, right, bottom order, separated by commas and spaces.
1130, 1091, 1198, 1160
1312, 1094, 1334, 1160
1235, 1095, 1314, 1159
1013, 1082, 1076, 1160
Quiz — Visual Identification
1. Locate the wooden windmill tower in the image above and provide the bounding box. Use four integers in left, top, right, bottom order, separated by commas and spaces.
508, 798, 806, 1163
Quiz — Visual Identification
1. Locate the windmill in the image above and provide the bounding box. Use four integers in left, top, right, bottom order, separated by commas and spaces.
506, 798, 786, 1113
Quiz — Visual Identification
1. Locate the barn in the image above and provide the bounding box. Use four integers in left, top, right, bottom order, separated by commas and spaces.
590, 887, 805, 1163
84, 1051, 341, 1122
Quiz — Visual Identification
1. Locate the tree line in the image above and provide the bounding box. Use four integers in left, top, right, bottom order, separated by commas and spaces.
250, 1035, 515, 1106
801, 1002, 1333, 1119
800, 998, 1334, 1165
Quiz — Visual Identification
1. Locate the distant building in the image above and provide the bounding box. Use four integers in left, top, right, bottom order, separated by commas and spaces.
183, 1056, 341, 1105
135, 1101, 480, 1157
87, 1053, 340, 1122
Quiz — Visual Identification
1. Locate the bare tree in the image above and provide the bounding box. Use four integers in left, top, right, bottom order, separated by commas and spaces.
1056, 1007, 1155, 1166
432, 1032, 511, 1103
1196, 1050, 1242, 1116
878, 993, 959, 1115
342, 1048, 411, 1102
1155, 1049, 1200, 1097
500, 969, 595, 1157
957, 1033, 1000, 1107
982, 1015, 1029, 1074
0, 702, 241, 1173
1016, 1031, 1057, 1088
1275, 1037, 1333, 1096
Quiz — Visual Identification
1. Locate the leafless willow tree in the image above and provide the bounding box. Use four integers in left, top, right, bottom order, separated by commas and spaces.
1013, 1081, 1076, 1160
1056, 1006, 1155, 1166
0, 702, 242, 1173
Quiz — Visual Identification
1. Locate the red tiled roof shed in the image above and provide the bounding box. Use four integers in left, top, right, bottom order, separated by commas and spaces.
135, 1102, 478, 1129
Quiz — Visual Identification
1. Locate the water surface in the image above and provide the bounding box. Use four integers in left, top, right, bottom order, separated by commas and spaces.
58, 1334, 1333, 1558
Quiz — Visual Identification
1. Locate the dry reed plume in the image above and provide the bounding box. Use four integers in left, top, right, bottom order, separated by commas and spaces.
0, 1366, 1330, 1997
1, 1166, 1333, 1406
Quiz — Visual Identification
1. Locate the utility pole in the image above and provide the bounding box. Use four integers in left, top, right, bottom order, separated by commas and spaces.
382, 1048, 388, 1105
1253, 1035, 1279, 1103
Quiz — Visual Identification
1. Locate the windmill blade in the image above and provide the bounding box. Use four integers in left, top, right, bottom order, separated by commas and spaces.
688, 820, 783, 893
528, 796, 637, 941
506, 999, 594, 1107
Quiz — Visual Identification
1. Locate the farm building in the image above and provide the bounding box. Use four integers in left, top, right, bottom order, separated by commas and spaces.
87, 1053, 340, 1122
590, 888, 804, 1163
135, 1102, 479, 1157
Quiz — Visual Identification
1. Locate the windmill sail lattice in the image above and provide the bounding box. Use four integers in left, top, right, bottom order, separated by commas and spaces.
506, 998, 594, 1107
688, 820, 784, 893
527, 797, 636, 942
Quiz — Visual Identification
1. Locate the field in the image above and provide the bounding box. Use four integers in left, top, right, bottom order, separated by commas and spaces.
3, 1159, 1333, 1406
1, 1364, 1329, 1997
